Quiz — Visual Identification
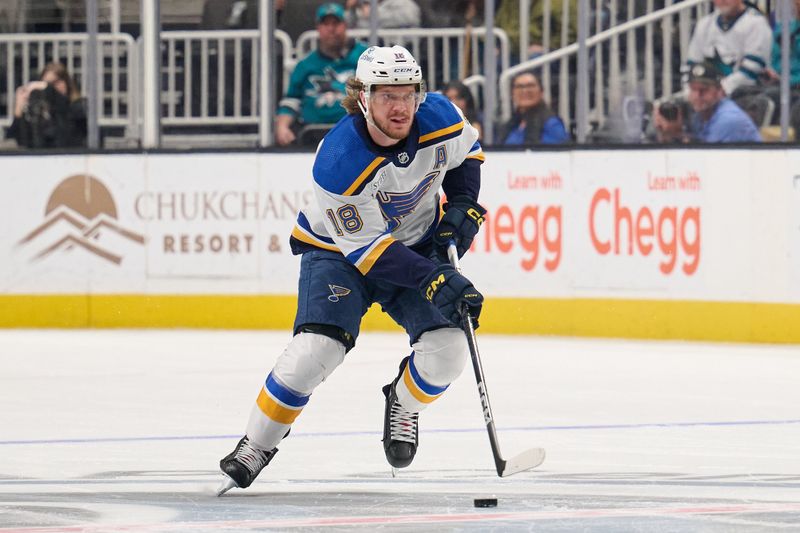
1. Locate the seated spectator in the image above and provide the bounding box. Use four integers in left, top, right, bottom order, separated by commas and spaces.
276, 3, 368, 146
345, 0, 421, 29
766, 0, 800, 88
761, 0, 800, 133
686, 0, 771, 97
5, 62, 87, 149
442, 80, 483, 140
498, 71, 570, 145
653, 62, 761, 143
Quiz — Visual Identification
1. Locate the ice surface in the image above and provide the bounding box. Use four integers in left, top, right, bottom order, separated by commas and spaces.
1, 329, 799, 531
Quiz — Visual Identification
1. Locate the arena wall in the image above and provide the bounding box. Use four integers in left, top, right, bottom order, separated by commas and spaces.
1, 148, 799, 343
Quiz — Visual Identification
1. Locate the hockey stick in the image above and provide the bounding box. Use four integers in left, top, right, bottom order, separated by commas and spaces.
448, 243, 546, 477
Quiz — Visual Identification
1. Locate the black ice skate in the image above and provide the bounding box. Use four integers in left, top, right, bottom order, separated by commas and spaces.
217, 436, 278, 496
382, 378, 419, 469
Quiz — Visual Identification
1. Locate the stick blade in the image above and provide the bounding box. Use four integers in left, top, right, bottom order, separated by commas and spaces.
499, 447, 546, 477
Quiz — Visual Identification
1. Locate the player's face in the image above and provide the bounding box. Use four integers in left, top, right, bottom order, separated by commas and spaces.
688, 81, 723, 115
368, 85, 418, 141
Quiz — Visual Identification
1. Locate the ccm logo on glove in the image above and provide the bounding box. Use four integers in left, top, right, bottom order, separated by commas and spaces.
425, 273, 446, 301
466, 207, 485, 226
420, 265, 483, 325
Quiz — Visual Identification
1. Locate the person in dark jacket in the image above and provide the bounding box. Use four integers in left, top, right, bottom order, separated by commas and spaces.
6, 62, 87, 149
499, 71, 569, 145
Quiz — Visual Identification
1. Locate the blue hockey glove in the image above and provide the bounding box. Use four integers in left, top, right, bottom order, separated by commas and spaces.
420, 264, 483, 326
433, 196, 486, 262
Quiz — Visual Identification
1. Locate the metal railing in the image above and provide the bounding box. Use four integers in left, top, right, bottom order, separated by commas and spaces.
155, 26, 505, 128
499, 0, 711, 130
0, 32, 137, 130
7, 0, 778, 146
295, 26, 510, 92
156, 29, 292, 127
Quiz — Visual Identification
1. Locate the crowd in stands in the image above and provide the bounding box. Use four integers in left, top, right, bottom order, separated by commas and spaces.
650, 0, 800, 144
4, 0, 800, 149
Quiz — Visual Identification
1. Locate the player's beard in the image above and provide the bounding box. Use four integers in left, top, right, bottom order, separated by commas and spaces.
372, 112, 413, 141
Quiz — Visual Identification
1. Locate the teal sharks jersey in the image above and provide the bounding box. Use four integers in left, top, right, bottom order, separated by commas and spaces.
278, 42, 369, 125
686, 6, 771, 95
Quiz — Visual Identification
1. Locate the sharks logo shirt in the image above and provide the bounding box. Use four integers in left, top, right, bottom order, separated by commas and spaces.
686, 6, 771, 95
278, 42, 369, 125
290, 93, 484, 288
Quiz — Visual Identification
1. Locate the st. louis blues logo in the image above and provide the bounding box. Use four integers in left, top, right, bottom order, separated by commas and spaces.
377, 171, 439, 231
328, 284, 351, 302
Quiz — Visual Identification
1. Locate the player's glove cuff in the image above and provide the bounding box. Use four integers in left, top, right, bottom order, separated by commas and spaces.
419, 264, 483, 326
433, 196, 486, 262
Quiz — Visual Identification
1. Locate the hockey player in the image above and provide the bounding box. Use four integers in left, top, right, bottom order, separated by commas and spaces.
217, 45, 486, 495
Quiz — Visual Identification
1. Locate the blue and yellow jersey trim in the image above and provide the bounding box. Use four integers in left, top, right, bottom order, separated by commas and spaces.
256, 372, 309, 425
418, 120, 464, 149
313, 115, 391, 196
403, 354, 448, 404
416, 92, 466, 149
466, 141, 485, 162
349, 233, 396, 275
290, 212, 339, 252
343, 156, 389, 196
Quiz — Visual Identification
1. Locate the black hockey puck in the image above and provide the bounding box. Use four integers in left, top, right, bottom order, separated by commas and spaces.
473, 497, 498, 508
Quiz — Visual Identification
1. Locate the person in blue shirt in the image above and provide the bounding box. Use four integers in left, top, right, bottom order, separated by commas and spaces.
275, 3, 368, 146
688, 62, 762, 142
499, 71, 570, 145
654, 61, 762, 143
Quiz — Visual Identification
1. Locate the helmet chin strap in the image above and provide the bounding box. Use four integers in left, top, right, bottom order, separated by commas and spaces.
358, 88, 379, 129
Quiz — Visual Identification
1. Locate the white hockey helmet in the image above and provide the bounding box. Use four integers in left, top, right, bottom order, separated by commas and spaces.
356, 45, 426, 117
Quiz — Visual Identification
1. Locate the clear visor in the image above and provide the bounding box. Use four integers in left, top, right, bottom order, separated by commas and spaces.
369, 91, 425, 106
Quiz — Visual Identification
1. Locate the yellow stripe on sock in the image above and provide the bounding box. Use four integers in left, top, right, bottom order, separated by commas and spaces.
256, 387, 303, 424
402, 365, 441, 404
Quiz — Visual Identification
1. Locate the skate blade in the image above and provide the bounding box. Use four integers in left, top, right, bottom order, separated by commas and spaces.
216, 474, 238, 496
391, 467, 398, 478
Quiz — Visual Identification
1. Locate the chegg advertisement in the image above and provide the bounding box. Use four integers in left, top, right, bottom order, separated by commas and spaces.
571, 151, 707, 294
474, 150, 708, 297
468, 152, 569, 297
471, 149, 797, 304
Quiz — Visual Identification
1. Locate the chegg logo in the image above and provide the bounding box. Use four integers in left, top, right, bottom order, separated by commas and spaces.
589, 187, 700, 275
475, 203, 562, 272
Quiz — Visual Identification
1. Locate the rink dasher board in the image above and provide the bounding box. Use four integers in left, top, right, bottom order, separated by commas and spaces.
0, 148, 798, 343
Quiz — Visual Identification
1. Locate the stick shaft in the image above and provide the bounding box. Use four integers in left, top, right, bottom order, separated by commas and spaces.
447, 244, 507, 476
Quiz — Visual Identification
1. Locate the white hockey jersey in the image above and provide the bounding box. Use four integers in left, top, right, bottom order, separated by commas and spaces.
290, 92, 483, 288
687, 6, 772, 95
